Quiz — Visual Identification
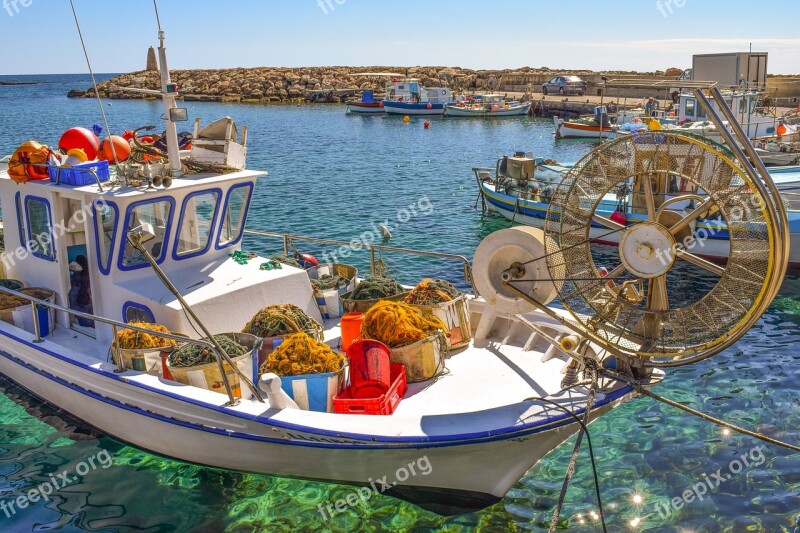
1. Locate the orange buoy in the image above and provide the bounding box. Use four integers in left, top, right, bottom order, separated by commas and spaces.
99, 135, 131, 163
777, 124, 787, 136
403, 116, 410, 123
8, 141, 52, 184
58, 127, 100, 161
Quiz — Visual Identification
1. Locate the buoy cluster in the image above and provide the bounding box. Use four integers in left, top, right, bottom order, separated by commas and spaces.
6, 124, 144, 184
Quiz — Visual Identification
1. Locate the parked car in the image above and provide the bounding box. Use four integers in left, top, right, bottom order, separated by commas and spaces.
541, 75, 586, 96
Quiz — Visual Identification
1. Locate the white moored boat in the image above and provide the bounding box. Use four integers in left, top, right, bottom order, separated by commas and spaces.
0, 11, 791, 518
445, 94, 531, 117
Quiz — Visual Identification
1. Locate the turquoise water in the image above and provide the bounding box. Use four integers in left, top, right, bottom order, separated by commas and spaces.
1, 75, 799, 532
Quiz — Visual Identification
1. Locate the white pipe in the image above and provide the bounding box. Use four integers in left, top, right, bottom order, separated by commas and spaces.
157, 30, 182, 176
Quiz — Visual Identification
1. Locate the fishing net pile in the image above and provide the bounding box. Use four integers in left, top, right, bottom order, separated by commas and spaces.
116, 322, 177, 350
263, 332, 344, 376
405, 279, 461, 305
350, 277, 404, 300
311, 274, 350, 291
242, 304, 321, 338
362, 301, 446, 348
268, 254, 302, 268
168, 334, 249, 367
0, 288, 51, 310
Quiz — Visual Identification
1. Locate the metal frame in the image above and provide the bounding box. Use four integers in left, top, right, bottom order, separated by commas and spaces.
243, 229, 477, 294
0, 283, 258, 406
172, 187, 223, 261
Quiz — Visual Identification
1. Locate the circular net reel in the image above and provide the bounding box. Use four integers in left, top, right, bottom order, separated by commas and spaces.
541, 132, 785, 367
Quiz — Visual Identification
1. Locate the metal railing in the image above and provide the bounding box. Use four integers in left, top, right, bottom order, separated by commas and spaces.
0, 283, 253, 406
243, 229, 477, 294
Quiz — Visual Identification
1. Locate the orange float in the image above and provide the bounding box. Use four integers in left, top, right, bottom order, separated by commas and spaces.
99, 135, 131, 163
58, 127, 100, 161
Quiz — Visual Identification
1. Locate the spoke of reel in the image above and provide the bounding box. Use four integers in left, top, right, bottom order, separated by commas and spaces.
642, 173, 657, 222
592, 213, 625, 231
647, 275, 669, 311
668, 198, 714, 237
675, 249, 726, 276
604, 264, 627, 280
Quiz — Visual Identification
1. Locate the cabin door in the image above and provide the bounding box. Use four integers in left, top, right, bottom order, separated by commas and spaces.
61, 197, 96, 337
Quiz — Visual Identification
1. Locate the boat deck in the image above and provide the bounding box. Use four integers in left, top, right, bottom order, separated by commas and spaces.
0, 302, 629, 441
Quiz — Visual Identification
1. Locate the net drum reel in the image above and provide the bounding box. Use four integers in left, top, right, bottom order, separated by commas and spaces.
474, 131, 787, 368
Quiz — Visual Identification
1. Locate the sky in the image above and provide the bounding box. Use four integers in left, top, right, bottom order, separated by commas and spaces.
1, 0, 799, 75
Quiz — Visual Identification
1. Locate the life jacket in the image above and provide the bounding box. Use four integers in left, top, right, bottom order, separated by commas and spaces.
8, 141, 52, 184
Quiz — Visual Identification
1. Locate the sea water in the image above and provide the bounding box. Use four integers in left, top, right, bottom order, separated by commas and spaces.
0, 75, 798, 532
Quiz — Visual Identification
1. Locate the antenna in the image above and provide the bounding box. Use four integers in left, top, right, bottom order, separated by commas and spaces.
68, 0, 121, 171
153, 0, 183, 176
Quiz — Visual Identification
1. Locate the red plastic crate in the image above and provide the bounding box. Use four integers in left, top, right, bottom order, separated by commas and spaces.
333, 363, 407, 415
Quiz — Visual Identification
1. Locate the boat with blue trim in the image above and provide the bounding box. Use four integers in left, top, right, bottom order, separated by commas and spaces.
475, 138, 800, 268
445, 94, 531, 117
382, 79, 453, 116
0, 12, 790, 517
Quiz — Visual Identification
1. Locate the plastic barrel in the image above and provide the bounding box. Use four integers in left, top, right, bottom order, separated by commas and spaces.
347, 340, 391, 399
340, 312, 364, 352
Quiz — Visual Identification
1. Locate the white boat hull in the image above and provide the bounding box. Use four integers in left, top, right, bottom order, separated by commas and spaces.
346, 104, 385, 114
0, 313, 639, 511
553, 117, 612, 139
445, 103, 531, 117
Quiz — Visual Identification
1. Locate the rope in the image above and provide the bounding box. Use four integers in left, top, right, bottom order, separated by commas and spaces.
68, 0, 119, 167
243, 304, 321, 339
548, 366, 606, 532
405, 279, 460, 305
603, 369, 800, 452
351, 277, 404, 300
263, 332, 344, 376
168, 334, 248, 367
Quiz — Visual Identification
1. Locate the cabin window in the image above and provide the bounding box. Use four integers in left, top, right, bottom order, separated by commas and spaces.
119, 198, 174, 270
25, 196, 55, 260
123, 301, 155, 323
216, 183, 253, 248
175, 190, 221, 259
93, 201, 118, 275
685, 98, 696, 117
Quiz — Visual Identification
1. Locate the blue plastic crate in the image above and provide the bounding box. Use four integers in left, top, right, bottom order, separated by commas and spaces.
49, 160, 110, 186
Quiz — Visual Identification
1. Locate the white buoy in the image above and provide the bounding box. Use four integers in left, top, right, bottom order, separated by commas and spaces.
379, 224, 392, 240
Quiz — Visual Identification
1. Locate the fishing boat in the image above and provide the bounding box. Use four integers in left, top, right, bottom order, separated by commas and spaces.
475, 136, 800, 267
0, 12, 791, 518
444, 94, 531, 117
382, 79, 452, 116
345, 90, 385, 114
553, 106, 632, 139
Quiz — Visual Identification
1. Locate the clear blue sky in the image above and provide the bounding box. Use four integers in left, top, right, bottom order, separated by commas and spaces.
2, 0, 798, 75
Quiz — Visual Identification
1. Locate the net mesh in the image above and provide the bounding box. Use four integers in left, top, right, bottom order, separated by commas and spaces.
543, 132, 773, 360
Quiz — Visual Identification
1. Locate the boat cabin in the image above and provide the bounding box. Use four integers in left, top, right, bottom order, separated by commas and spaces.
0, 124, 321, 346
677, 90, 779, 139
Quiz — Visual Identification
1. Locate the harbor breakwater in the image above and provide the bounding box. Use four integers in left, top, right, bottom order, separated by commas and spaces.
67, 66, 800, 106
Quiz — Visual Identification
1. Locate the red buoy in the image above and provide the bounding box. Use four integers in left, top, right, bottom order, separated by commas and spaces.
426, 102, 433, 109
121, 130, 134, 141
99, 135, 131, 163
423, 121, 430, 129
59, 127, 100, 160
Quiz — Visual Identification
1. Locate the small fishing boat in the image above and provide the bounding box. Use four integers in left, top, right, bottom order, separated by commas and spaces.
0, 9, 792, 520
475, 136, 800, 267
553, 106, 619, 139
345, 90, 385, 114
445, 94, 531, 117
382, 80, 452, 116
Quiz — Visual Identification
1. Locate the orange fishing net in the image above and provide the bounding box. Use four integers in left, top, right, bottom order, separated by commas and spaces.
265, 332, 344, 376
361, 300, 446, 348
116, 322, 177, 350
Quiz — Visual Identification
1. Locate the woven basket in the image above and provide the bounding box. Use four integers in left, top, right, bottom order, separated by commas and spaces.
410, 295, 472, 350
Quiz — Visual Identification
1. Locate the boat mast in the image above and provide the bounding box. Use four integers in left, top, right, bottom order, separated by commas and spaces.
156, 28, 183, 177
